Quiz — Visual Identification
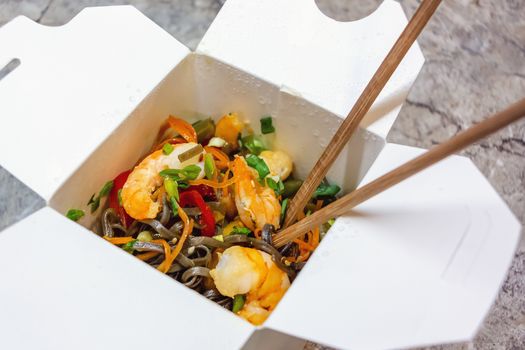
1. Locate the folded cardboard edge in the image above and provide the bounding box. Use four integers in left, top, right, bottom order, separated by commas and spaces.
0, 5, 190, 201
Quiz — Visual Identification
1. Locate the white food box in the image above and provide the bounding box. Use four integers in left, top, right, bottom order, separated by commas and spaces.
0, 1, 520, 349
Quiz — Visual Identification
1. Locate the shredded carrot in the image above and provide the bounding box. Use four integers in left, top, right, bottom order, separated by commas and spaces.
151, 239, 171, 265
311, 226, 320, 248
221, 168, 232, 196
189, 176, 237, 189
315, 199, 323, 211
136, 251, 160, 261
167, 116, 197, 143
104, 236, 135, 245
293, 238, 315, 251
157, 207, 193, 273
204, 146, 230, 169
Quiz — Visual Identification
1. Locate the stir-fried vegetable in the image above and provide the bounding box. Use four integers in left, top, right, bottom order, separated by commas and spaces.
66, 209, 84, 222
260, 116, 275, 134
90, 113, 338, 326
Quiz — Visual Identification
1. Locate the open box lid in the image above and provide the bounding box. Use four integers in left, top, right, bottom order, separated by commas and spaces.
198, 0, 424, 138
264, 143, 521, 349
0, 6, 189, 201
0, 207, 254, 350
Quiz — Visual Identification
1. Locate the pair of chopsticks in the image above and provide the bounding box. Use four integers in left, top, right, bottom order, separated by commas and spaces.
274, 0, 525, 247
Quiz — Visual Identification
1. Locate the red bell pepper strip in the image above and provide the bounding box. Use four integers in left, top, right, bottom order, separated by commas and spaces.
178, 190, 216, 237
108, 170, 134, 228
181, 184, 217, 201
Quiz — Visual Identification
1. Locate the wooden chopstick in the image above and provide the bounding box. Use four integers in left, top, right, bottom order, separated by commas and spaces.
274, 98, 525, 248
282, 0, 443, 228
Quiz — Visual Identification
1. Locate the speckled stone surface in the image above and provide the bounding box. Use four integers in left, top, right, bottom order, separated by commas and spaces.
0, 0, 523, 349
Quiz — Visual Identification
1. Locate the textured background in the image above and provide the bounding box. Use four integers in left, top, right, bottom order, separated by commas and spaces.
0, 0, 524, 349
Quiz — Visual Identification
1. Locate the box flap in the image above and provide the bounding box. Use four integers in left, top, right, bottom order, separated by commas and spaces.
0, 6, 189, 201
266, 143, 520, 349
198, 0, 424, 138
0, 207, 254, 350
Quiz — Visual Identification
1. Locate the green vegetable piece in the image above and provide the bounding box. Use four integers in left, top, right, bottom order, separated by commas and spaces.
192, 118, 216, 143
245, 154, 270, 180
66, 209, 85, 222
241, 135, 266, 155
99, 180, 114, 197
159, 164, 201, 181
162, 143, 174, 155
280, 198, 289, 224
164, 177, 179, 201
313, 183, 341, 198
282, 179, 303, 198
137, 231, 153, 242
204, 153, 216, 180
178, 181, 190, 189
266, 177, 284, 195
88, 180, 114, 213
328, 218, 335, 227
117, 189, 123, 206
260, 116, 275, 134
122, 239, 137, 253
170, 196, 179, 218
232, 226, 252, 235
232, 294, 246, 313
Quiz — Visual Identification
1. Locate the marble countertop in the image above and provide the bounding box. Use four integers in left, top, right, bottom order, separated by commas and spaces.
0, 0, 523, 349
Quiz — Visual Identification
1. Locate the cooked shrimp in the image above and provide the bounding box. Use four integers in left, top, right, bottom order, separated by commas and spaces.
259, 150, 293, 181
122, 142, 204, 220
209, 246, 290, 325
232, 156, 281, 230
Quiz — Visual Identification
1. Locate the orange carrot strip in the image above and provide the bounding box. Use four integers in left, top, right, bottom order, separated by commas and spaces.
167, 116, 197, 143
204, 146, 230, 169
189, 176, 237, 189
221, 168, 232, 196
104, 236, 134, 245
158, 207, 193, 273
311, 226, 320, 248
293, 238, 315, 251
315, 199, 323, 211
136, 251, 159, 261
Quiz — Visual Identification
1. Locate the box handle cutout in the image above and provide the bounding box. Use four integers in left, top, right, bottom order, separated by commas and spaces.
0, 58, 21, 81
315, 0, 383, 22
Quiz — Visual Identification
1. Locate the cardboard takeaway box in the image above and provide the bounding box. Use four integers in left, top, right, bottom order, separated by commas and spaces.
0, 1, 520, 349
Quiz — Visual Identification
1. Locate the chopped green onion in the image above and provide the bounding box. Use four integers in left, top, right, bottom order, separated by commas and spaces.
117, 189, 123, 206
164, 177, 179, 201
232, 226, 252, 235
137, 231, 153, 242
245, 154, 270, 180
260, 116, 275, 134
266, 177, 284, 195
280, 198, 289, 224
159, 164, 201, 181
208, 137, 227, 148
122, 239, 137, 253
87, 194, 95, 206
170, 196, 179, 217
282, 179, 303, 198
66, 209, 84, 222
232, 294, 246, 313
178, 144, 203, 163
313, 183, 341, 198
192, 118, 215, 143
162, 143, 174, 155
240, 135, 266, 155
99, 180, 114, 197
328, 218, 336, 227
88, 180, 114, 213
213, 235, 224, 242
178, 181, 190, 189
204, 153, 216, 180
